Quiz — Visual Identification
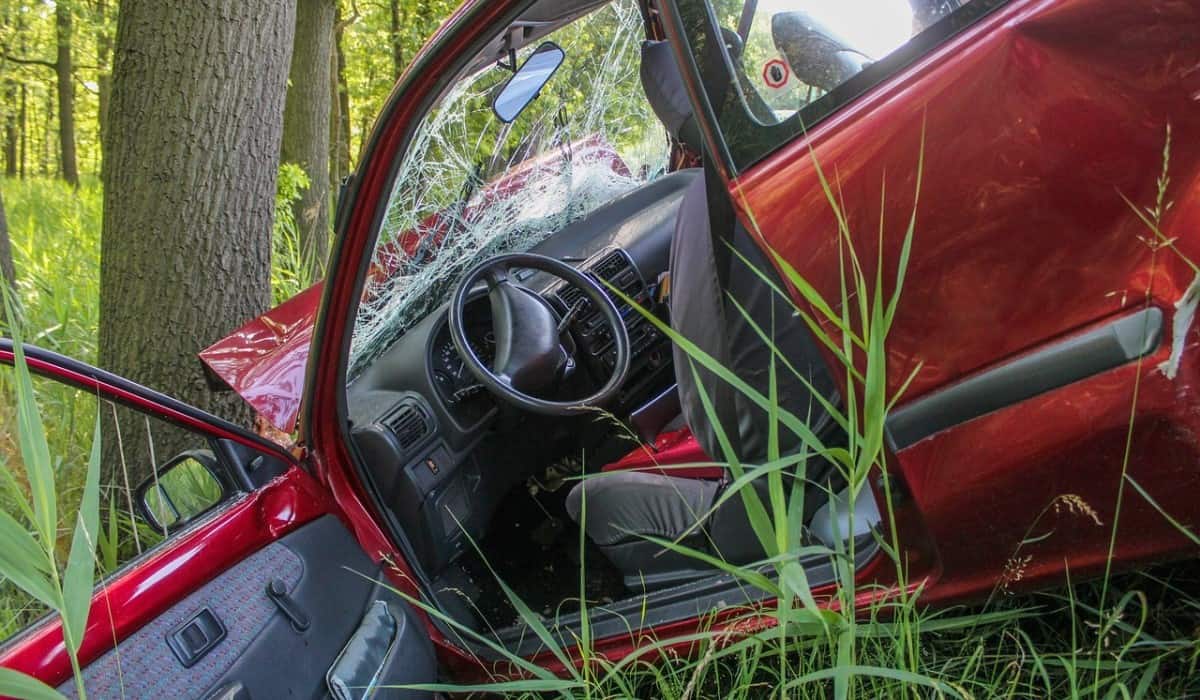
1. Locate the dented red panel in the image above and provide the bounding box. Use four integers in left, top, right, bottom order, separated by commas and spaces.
200, 137, 629, 434
734, 0, 1200, 604
200, 284, 321, 434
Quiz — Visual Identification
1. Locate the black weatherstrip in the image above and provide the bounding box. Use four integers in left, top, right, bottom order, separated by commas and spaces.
887, 307, 1164, 449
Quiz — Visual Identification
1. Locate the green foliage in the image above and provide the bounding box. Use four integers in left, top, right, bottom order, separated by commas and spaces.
0, 0, 112, 180
0, 177, 101, 362
272, 162, 317, 303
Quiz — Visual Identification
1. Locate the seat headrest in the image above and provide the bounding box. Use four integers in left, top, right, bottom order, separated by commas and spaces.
640, 40, 700, 150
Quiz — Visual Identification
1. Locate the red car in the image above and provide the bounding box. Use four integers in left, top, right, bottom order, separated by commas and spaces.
3, 0, 1200, 695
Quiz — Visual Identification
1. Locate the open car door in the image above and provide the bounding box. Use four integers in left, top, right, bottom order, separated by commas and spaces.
667, 0, 1200, 600
0, 342, 436, 699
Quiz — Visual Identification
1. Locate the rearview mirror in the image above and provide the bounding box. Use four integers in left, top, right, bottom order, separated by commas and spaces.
492, 42, 565, 123
136, 450, 228, 532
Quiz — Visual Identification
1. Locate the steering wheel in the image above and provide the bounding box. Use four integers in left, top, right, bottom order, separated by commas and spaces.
449, 253, 631, 416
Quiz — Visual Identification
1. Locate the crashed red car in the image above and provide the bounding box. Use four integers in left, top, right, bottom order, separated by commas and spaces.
4, 0, 1200, 695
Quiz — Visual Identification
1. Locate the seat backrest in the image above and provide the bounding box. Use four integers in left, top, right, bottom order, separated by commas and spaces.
640, 40, 702, 152
668, 169, 841, 467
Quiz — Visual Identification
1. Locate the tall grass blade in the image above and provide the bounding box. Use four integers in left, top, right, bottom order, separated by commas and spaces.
0, 667, 66, 700
0, 509, 58, 608
62, 411, 102, 653
5, 294, 56, 546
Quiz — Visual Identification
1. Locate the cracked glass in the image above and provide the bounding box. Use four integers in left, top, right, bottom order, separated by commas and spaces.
349, 0, 668, 378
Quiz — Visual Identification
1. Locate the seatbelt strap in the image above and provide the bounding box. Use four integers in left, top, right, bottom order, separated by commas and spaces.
704, 154, 736, 294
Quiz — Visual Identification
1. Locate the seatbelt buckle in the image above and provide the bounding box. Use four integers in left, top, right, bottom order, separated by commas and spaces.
655, 270, 671, 304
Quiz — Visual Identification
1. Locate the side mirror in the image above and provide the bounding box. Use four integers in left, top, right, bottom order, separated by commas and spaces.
492, 42, 566, 123
136, 450, 228, 532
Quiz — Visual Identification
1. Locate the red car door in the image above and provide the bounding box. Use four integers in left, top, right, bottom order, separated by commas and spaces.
666, 0, 1200, 603
0, 342, 436, 698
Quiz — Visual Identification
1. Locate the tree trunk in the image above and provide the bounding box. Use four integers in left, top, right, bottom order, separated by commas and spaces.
55, 0, 79, 187
389, 0, 404, 79
100, 0, 294, 482
330, 5, 352, 191
329, 23, 341, 191
3, 82, 16, 177
1, 7, 15, 177
0, 187, 13, 290
18, 83, 26, 178
95, 0, 113, 164
281, 0, 334, 281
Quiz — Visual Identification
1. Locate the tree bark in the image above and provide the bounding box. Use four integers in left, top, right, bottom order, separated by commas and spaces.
18, 82, 26, 178
281, 0, 334, 282
100, 0, 295, 482
55, 0, 79, 187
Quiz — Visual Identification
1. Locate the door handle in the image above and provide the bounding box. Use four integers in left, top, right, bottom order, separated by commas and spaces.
167, 608, 226, 668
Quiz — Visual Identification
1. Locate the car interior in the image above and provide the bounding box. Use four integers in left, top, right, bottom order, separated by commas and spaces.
341, 0, 947, 647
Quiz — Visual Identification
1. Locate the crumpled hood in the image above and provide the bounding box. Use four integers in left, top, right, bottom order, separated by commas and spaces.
199, 284, 321, 433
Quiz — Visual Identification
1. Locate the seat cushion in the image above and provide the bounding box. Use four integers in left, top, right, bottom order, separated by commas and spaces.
565, 471, 720, 584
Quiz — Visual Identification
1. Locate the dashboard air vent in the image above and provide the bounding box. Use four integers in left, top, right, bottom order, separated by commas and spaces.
384, 402, 430, 451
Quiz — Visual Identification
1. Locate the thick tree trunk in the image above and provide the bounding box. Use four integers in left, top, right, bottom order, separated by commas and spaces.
281, 0, 334, 282
100, 0, 294, 482
55, 0, 78, 187
329, 25, 341, 191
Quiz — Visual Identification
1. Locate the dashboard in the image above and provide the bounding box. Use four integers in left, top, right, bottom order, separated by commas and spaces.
345, 168, 699, 575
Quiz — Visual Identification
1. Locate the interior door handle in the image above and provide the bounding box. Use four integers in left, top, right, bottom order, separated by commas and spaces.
267, 579, 311, 632
167, 608, 226, 668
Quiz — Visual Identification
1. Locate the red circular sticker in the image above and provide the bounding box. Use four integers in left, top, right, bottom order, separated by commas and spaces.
762, 58, 790, 89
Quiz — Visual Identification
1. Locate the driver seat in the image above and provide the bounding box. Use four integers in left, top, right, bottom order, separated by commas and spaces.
565, 41, 844, 590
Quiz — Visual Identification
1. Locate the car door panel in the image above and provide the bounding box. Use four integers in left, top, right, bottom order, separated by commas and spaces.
58, 515, 435, 699
716, 0, 1200, 600
0, 343, 436, 697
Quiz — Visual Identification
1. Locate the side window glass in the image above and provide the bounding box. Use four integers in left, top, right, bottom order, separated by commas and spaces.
0, 370, 235, 643
682, 0, 1004, 167
737, 0, 929, 123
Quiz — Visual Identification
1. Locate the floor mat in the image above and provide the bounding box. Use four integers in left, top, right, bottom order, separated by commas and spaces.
460, 481, 627, 629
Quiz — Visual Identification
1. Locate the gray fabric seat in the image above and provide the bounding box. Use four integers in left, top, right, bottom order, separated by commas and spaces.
565, 40, 843, 591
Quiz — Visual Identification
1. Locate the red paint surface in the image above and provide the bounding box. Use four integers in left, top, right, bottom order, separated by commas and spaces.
308, 0, 1200, 682
731, 0, 1200, 606
601, 427, 726, 480
300, 0, 530, 676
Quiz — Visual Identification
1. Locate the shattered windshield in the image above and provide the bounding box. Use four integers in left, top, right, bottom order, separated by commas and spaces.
349, 0, 668, 377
